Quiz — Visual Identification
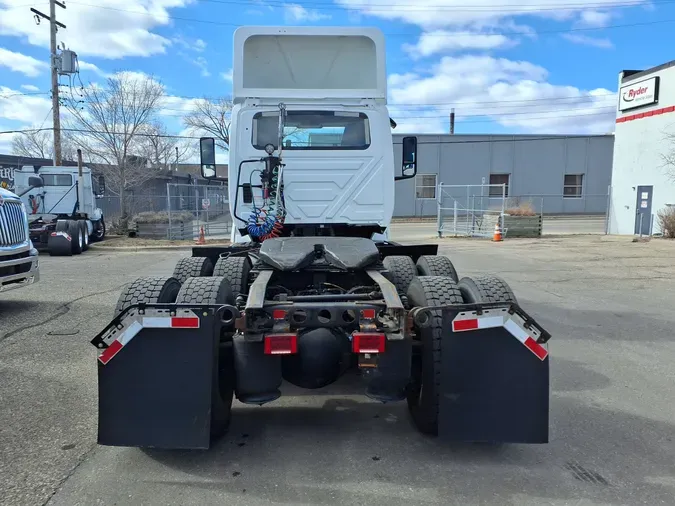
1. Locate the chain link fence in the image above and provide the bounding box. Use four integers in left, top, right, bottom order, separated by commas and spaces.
96, 183, 231, 240
437, 183, 611, 237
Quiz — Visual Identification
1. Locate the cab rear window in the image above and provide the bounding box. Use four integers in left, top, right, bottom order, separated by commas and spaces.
42, 174, 73, 186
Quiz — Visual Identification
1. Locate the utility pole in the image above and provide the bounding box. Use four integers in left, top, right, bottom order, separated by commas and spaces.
31, 0, 66, 166
450, 108, 455, 135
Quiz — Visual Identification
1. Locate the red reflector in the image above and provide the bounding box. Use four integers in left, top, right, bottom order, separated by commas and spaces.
361, 309, 376, 319
352, 333, 385, 353
98, 340, 123, 365
171, 317, 199, 328
524, 336, 548, 361
272, 309, 287, 320
264, 334, 298, 355
452, 319, 478, 332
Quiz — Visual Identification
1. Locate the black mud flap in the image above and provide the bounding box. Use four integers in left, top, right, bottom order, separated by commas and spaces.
437, 305, 550, 444
93, 307, 224, 450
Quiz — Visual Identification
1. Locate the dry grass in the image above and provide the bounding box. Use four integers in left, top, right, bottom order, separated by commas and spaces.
505, 201, 537, 216
131, 211, 195, 224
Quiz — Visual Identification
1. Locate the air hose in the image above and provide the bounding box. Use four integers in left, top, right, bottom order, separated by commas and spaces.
247, 164, 286, 240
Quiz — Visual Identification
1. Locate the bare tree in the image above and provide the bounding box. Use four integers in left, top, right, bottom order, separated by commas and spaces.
64, 72, 165, 224
12, 129, 76, 161
183, 97, 232, 150
140, 121, 196, 170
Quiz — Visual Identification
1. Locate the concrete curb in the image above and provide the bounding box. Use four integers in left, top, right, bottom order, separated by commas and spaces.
89, 243, 230, 252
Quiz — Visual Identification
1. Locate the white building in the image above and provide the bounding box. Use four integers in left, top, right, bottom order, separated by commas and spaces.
609, 60, 675, 235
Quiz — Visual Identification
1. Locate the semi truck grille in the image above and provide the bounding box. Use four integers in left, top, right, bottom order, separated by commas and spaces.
0, 201, 28, 246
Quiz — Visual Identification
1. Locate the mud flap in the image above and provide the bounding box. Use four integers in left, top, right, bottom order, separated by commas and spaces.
96, 310, 218, 449
437, 307, 549, 444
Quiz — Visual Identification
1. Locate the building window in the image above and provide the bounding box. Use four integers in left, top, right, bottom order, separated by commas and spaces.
415, 174, 437, 199
563, 174, 583, 198
489, 174, 510, 197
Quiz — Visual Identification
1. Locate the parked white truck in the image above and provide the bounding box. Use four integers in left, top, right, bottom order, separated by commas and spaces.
0, 184, 40, 293
13, 165, 106, 256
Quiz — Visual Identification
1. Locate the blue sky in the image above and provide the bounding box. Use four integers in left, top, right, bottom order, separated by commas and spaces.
1, 0, 675, 155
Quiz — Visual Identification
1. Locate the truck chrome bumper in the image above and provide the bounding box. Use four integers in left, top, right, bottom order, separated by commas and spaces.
0, 249, 40, 292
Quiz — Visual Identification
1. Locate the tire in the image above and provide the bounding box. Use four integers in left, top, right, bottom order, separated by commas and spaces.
92, 218, 106, 242
416, 255, 459, 282
382, 255, 417, 295
172, 256, 214, 284
68, 220, 83, 255
213, 256, 251, 297
457, 275, 518, 304
406, 276, 463, 435
81, 221, 89, 252
114, 276, 182, 316
175, 276, 235, 440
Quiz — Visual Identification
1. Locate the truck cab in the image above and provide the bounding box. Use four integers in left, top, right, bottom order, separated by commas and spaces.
0, 186, 40, 293
214, 26, 417, 243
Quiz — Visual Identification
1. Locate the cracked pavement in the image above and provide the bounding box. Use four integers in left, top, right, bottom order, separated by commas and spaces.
1, 231, 674, 506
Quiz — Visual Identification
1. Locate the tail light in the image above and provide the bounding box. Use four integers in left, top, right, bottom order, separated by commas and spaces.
352, 333, 385, 353
264, 333, 298, 355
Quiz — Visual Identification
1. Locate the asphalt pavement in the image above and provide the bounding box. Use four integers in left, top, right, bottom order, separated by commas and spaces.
1, 231, 674, 506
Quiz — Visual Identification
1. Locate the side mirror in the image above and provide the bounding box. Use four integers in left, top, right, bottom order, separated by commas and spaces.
28, 176, 44, 188
200, 137, 217, 179
98, 175, 106, 196
396, 136, 417, 181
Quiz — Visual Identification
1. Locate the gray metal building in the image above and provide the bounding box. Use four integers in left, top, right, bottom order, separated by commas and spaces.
392, 134, 615, 217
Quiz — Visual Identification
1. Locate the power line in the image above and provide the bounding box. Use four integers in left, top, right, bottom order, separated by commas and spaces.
1, 126, 614, 144
65, 1, 675, 36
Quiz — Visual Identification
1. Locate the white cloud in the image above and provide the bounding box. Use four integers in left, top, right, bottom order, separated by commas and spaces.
403, 31, 516, 59
172, 34, 207, 52
20, 84, 40, 92
0, 85, 52, 124
0, 47, 47, 77
387, 56, 617, 134
0, 0, 196, 59
191, 56, 211, 77
221, 69, 233, 81
283, 3, 331, 22
78, 60, 110, 77
333, 0, 647, 31
578, 10, 613, 28
562, 33, 613, 49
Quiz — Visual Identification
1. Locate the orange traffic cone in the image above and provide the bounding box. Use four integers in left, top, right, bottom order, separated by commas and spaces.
493, 223, 503, 242
196, 225, 206, 245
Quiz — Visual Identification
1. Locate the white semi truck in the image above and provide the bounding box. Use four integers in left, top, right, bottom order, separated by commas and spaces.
91, 26, 552, 450
0, 184, 40, 293
13, 164, 106, 256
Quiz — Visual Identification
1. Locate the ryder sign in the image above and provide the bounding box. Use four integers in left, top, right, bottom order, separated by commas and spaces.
619, 76, 659, 112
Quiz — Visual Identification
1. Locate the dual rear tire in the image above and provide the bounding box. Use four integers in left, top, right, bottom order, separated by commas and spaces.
115, 274, 237, 442
383, 254, 518, 435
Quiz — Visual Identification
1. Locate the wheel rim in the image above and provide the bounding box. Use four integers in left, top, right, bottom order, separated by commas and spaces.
79, 229, 83, 248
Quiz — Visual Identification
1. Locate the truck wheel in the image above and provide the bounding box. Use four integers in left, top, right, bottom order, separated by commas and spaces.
81, 221, 90, 252
406, 275, 463, 435
172, 257, 214, 284
382, 255, 417, 294
416, 255, 459, 282
175, 276, 235, 440
92, 219, 106, 242
213, 256, 251, 297
114, 276, 181, 316
68, 220, 84, 255
457, 275, 518, 304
